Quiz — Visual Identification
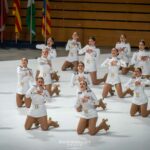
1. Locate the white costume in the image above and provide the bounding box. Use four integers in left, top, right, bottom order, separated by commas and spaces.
66, 39, 81, 62
17, 66, 33, 95
131, 50, 150, 75
71, 71, 92, 87
115, 42, 131, 64
79, 45, 100, 72
47, 46, 57, 60
37, 57, 52, 85
36, 44, 57, 60
101, 57, 126, 85
75, 89, 99, 119
26, 85, 50, 117
126, 77, 150, 105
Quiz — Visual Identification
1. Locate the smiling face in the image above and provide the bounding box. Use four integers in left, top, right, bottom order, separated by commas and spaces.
79, 80, 87, 91
139, 41, 145, 50
21, 58, 28, 67
134, 68, 142, 77
111, 48, 118, 57
47, 37, 54, 47
78, 62, 84, 73
42, 49, 49, 58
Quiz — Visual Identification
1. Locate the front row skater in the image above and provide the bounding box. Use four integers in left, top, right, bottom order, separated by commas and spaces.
75, 80, 110, 135
24, 77, 59, 130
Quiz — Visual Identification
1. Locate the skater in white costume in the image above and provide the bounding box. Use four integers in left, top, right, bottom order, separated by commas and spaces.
131, 40, 150, 79
70, 61, 92, 88
125, 68, 150, 117
115, 34, 131, 74
61, 32, 81, 71
16, 58, 33, 107
36, 48, 60, 96
79, 36, 105, 85
25, 77, 59, 130
75, 80, 110, 135
101, 48, 133, 98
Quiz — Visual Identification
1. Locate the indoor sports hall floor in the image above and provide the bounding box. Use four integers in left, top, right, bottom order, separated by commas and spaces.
0, 50, 150, 150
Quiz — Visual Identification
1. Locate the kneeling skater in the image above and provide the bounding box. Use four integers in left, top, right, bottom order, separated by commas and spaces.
16, 58, 33, 107
126, 68, 150, 117
71, 61, 106, 110
25, 77, 59, 130
75, 80, 110, 135
101, 48, 133, 99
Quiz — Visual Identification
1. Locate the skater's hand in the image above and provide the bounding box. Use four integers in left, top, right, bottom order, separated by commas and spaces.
135, 81, 141, 86
82, 96, 90, 103
111, 61, 117, 66
76, 105, 82, 112
78, 77, 85, 82
37, 90, 43, 95
141, 56, 149, 61
86, 48, 93, 53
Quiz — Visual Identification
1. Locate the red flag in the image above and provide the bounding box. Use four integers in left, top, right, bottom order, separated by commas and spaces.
0, 0, 9, 32
42, 0, 51, 38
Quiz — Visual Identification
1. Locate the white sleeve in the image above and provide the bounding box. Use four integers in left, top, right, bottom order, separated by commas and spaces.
131, 52, 138, 65
49, 49, 57, 59
43, 90, 51, 102
26, 87, 34, 98
75, 94, 81, 108
126, 43, 131, 57
78, 45, 88, 55
86, 74, 93, 87
119, 59, 127, 67
125, 78, 134, 89
101, 58, 110, 67
78, 42, 82, 50
96, 48, 100, 68
90, 91, 99, 105
70, 73, 76, 87
65, 40, 71, 51
141, 79, 150, 86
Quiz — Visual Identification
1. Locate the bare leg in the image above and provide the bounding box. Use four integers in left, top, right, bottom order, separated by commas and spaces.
24, 116, 36, 130
51, 71, 60, 82
128, 65, 135, 72
130, 103, 140, 116
61, 61, 72, 71
102, 83, 112, 98
115, 83, 124, 98
16, 94, 25, 107
102, 73, 108, 83
51, 84, 60, 96
72, 61, 78, 72
97, 99, 107, 110
90, 71, 105, 85
45, 84, 52, 96
122, 88, 134, 97
88, 118, 110, 135
140, 103, 150, 117
77, 118, 89, 135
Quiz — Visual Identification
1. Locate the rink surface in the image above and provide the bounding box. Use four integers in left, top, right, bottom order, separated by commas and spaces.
0, 54, 150, 150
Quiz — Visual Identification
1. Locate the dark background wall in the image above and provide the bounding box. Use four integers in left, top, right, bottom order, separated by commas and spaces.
4, 0, 150, 47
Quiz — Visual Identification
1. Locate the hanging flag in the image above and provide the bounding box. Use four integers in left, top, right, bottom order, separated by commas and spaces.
12, 0, 22, 35
26, 0, 36, 40
42, 0, 51, 38
0, 0, 9, 32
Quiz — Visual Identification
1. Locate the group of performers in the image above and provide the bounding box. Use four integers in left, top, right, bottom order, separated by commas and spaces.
16, 32, 150, 135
